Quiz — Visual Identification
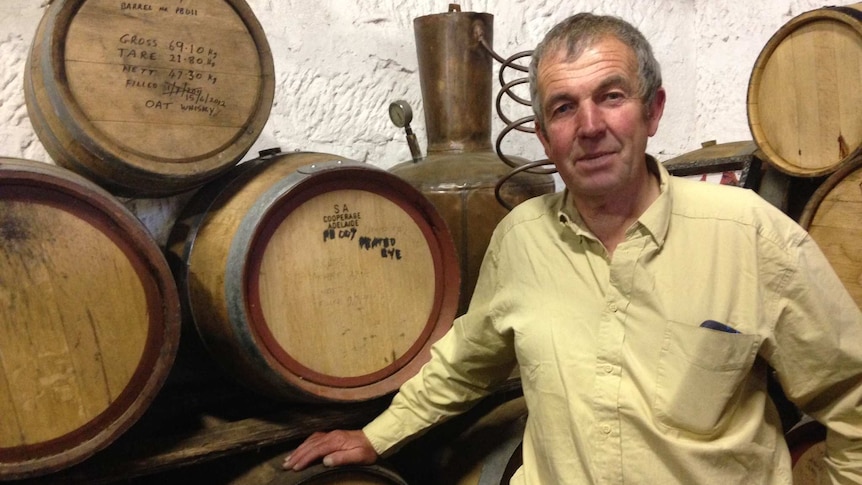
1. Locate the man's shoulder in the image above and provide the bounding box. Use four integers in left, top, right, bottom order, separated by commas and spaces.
487, 191, 563, 243
668, 175, 807, 247
501, 191, 563, 224
670, 175, 771, 216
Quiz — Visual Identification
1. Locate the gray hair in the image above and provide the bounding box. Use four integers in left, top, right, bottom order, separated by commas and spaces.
529, 13, 663, 131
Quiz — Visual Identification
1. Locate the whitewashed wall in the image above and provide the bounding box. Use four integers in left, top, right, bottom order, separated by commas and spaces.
0, 0, 831, 243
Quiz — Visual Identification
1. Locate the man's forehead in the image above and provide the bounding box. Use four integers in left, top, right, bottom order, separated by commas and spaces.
536, 39, 638, 89
541, 34, 633, 67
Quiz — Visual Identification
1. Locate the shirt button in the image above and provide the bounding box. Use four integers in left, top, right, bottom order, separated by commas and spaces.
608, 302, 618, 312
601, 424, 612, 434
604, 364, 614, 374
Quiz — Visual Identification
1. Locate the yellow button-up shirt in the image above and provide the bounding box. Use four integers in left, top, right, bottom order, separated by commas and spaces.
364, 161, 862, 484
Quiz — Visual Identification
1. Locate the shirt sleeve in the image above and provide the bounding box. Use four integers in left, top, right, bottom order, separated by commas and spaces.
362, 239, 518, 456
769, 234, 862, 485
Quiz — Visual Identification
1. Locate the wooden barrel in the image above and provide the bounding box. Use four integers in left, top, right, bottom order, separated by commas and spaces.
747, 3, 862, 177
785, 420, 828, 485
0, 158, 181, 479
269, 464, 409, 485
167, 150, 459, 402
798, 156, 862, 308
24, 0, 274, 197
429, 395, 526, 485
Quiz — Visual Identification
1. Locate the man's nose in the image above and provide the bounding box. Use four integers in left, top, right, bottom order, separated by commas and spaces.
576, 101, 606, 138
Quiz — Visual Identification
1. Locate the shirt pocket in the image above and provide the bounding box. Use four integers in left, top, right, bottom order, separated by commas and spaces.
654, 320, 761, 436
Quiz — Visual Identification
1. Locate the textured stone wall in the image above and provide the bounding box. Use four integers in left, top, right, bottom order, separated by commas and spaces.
0, 0, 829, 241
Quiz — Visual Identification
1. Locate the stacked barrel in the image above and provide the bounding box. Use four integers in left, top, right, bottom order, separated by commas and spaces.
5, 0, 276, 479
0, 158, 182, 479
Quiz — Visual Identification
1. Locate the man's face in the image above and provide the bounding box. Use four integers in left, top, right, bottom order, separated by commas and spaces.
535, 36, 665, 201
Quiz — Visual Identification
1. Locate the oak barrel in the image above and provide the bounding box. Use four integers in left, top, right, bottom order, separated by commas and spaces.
747, 3, 862, 177
430, 395, 526, 485
798, 156, 862, 308
0, 158, 181, 479
24, 0, 274, 197
167, 150, 459, 402
785, 420, 828, 485
269, 464, 409, 485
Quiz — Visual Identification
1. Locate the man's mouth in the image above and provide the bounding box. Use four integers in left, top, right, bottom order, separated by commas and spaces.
576, 151, 614, 164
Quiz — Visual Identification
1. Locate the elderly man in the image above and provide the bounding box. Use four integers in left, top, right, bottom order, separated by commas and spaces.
284, 12, 862, 484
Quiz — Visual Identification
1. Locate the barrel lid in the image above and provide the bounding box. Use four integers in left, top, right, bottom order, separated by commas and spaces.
239, 162, 459, 400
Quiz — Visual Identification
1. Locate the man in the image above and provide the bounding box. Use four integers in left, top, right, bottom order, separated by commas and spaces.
284, 13, 862, 484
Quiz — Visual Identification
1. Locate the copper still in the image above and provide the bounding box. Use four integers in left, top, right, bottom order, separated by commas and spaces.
390, 4, 555, 316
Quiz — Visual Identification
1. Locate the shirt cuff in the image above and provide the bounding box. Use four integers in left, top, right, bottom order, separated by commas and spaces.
361, 408, 411, 456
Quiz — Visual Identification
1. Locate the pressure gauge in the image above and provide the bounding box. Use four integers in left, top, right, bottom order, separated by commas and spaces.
389, 100, 413, 128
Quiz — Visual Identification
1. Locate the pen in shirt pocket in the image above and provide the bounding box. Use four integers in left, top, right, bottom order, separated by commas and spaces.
700, 320, 740, 334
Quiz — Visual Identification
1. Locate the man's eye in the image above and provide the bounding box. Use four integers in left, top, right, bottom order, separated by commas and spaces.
602, 92, 627, 103
553, 103, 573, 116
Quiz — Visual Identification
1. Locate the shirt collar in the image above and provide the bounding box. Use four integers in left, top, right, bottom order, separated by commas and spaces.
556, 155, 671, 248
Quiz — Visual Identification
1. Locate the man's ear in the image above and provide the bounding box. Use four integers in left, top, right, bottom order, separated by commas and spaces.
647, 87, 666, 137
535, 121, 552, 157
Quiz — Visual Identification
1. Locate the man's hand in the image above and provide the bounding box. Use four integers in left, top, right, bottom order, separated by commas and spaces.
282, 430, 379, 471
